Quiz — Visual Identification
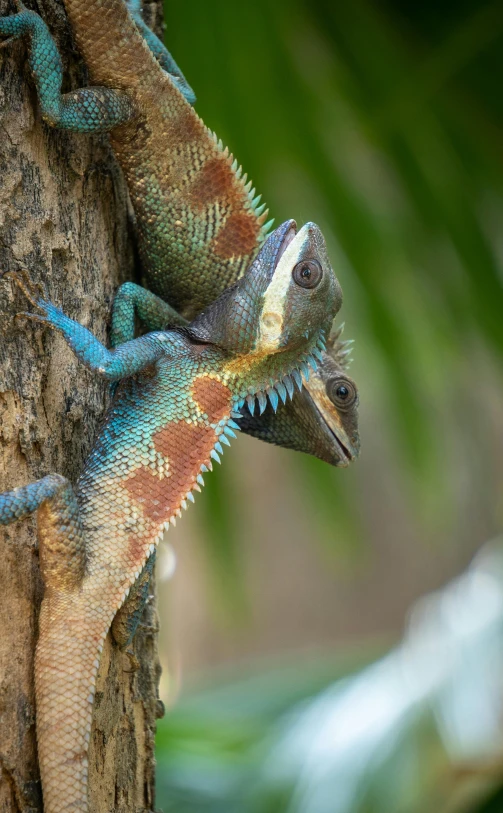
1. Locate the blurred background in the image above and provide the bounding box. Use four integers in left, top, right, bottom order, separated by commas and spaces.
155, 0, 503, 809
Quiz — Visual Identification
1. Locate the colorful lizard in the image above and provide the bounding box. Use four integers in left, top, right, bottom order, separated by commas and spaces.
0, 0, 360, 468
0, 218, 341, 811
0, 1, 360, 809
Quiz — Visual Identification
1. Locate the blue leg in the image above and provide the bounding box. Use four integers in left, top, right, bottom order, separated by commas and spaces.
0, 474, 86, 590
110, 282, 187, 348
4, 270, 183, 380
0, 2, 134, 133
125, 0, 196, 105
0, 473, 67, 524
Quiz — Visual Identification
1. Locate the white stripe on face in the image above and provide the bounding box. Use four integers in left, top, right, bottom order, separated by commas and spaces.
257, 226, 310, 353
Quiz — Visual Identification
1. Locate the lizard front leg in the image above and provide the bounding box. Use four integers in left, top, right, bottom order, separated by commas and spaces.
0, 2, 134, 132
110, 281, 187, 347
0, 1, 195, 132
4, 270, 169, 379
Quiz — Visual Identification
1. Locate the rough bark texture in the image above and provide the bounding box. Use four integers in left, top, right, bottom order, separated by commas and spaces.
0, 1, 163, 810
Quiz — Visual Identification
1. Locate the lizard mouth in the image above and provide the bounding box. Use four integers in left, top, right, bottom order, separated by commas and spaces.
302, 385, 358, 467
274, 222, 297, 266
320, 415, 354, 466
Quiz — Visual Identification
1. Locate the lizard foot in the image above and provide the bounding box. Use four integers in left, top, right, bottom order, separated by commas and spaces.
2, 269, 51, 325
122, 647, 140, 673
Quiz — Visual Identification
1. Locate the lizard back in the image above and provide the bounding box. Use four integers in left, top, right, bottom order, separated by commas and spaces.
64, 0, 270, 319
35, 345, 236, 811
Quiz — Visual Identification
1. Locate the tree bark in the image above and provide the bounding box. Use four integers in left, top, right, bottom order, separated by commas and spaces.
0, 1, 163, 810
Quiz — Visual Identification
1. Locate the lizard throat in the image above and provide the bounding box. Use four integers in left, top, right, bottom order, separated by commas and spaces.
226, 328, 327, 418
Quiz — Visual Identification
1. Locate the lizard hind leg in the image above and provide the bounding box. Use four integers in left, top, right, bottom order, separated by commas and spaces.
0, 4, 135, 133
0, 473, 86, 589
125, 0, 196, 104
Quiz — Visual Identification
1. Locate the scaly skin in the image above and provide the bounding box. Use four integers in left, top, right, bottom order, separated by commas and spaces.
0, 221, 341, 812
238, 324, 359, 464
0, 0, 360, 466
64, 0, 271, 318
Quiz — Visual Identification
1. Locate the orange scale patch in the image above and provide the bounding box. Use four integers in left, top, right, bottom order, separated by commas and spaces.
189, 157, 237, 209
172, 106, 205, 147
153, 421, 218, 499
123, 468, 170, 524
192, 376, 232, 423
126, 534, 148, 568
212, 212, 260, 259
123, 420, 222, 529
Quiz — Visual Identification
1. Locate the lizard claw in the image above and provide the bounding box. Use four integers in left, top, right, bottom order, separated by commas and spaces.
3, 268, 48, 310
14, 311, 50, 326
2, 269, 50, 324
122, 647, 140, 673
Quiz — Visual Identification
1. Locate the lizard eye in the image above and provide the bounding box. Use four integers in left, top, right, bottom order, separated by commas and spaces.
327, 378, 357, 410
292, 259, 323, 289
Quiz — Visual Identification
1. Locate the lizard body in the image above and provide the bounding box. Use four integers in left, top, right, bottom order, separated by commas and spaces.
0, 0, 360, 467
0, 2, 359, 807
62, 0, 270, 318
0, 220, 341, 811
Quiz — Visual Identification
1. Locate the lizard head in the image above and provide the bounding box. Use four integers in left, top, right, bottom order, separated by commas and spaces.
300, 323, 360, 466
187, 220, 341, 354
236, 321, 360, 467
185, 221, 359, 466
254, 220, 342, 356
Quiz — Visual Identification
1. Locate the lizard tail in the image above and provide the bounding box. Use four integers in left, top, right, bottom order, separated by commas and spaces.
35, 592, 107, 813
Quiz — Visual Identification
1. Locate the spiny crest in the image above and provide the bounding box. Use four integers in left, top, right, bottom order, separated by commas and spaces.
208, 126, 273, 242
327, 322, 355, 369
155, 413, 242, 530
241, 331, 326, 416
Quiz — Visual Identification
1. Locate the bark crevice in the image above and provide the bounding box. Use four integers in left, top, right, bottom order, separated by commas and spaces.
0, 2, 162, 810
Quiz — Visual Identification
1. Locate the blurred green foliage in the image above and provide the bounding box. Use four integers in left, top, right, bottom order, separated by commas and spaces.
164, 0, 503, 596
156, 0, 503, 809
156, 543, 503, 812
156, 649, 379, 812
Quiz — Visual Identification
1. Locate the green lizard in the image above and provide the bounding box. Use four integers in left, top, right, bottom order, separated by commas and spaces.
0, 0, 360, 467
0, 219, 341, 812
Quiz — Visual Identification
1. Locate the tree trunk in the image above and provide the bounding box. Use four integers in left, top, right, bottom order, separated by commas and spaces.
0, 1, 163, 809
